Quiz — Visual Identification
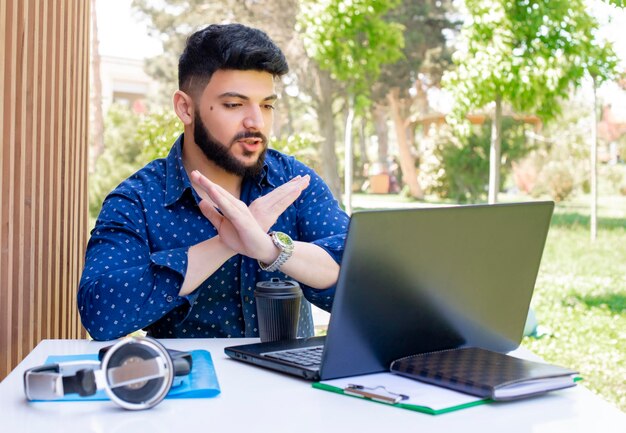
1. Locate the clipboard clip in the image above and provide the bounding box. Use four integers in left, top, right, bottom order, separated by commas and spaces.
343, 384, 409, 404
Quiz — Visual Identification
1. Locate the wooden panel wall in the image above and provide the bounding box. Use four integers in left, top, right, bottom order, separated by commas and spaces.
0, 0, 90, 380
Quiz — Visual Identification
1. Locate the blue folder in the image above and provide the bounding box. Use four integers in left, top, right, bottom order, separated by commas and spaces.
43, 349, 220, 401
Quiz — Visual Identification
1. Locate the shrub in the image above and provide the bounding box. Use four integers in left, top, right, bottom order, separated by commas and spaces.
421, 117, 531, 202
89, 104, 182, 220
602, 164, 626, 195
271, 133, 323, 175
535, 161, 575, 202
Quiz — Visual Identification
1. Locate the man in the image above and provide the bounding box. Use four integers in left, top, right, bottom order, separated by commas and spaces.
78, 24, 350, 341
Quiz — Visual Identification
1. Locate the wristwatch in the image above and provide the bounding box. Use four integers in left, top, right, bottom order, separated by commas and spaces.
258, 231, 294, 272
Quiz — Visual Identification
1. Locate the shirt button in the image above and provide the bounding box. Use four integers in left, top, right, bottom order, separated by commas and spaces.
244, 296, 250, 302
166, 296, 174, 303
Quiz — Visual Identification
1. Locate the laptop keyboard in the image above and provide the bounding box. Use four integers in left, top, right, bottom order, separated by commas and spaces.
262, 345, 324, 367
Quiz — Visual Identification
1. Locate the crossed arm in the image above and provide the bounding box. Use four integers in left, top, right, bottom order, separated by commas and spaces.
179, 170, 341, 296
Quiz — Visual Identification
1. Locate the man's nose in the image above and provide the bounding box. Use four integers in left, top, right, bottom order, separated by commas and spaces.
242, 106, 265, 130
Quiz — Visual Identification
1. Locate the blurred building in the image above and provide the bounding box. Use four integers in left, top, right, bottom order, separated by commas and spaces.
100, 55, 158, 114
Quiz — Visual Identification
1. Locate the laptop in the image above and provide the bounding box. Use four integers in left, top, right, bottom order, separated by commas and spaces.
225, 201, 554, 381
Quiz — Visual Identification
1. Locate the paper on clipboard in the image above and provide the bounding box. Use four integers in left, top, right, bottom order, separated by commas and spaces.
314, 372, 488, 415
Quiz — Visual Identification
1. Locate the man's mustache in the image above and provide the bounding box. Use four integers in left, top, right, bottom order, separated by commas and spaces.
231, 131, 267, 146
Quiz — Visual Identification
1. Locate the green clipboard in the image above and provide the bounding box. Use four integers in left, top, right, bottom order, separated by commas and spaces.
313, 372, 490, 415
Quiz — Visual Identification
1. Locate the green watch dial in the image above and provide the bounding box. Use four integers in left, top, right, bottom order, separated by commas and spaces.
273, 231, 293, 249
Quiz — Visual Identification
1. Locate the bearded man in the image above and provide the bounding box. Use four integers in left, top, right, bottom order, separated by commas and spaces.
78, 24, 349, 340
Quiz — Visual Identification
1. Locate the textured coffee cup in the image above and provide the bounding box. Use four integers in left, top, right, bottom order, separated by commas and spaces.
254, 278, 302, 342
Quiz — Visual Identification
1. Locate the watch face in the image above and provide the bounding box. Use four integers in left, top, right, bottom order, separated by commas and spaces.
274, 231, 293, 248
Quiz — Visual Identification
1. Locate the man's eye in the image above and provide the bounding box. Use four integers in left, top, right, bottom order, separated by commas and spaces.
263, 104, 275, 110
223, 103, 241, 108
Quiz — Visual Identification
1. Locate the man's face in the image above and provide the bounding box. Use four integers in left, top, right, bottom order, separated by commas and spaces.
193, 69, 277, 177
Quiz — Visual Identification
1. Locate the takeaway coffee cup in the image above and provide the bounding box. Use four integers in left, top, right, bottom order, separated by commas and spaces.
254, 278, 302, 342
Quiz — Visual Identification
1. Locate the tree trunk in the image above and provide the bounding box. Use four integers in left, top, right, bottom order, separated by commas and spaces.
590, 77, 598, 241
371, 102, 389, 165
316, 70, 341, 200
277, 87, 294, 137
488, 95, 502, 204
387, 88, 423, 199
358, 116, 368, 169
89, 0, 105, 173
343, 96, 355, 214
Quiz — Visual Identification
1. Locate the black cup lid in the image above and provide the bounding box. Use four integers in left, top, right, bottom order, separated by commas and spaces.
255, 278, 301, 296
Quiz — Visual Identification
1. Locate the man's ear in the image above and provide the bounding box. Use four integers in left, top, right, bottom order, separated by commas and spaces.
173, 90, 194, 125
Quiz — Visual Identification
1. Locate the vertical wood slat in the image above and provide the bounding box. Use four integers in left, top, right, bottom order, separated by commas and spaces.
0, 0, 10, 375
0, 0, 90, 381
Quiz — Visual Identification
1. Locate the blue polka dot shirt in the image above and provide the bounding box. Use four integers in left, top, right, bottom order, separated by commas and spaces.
78, 134, 350, 341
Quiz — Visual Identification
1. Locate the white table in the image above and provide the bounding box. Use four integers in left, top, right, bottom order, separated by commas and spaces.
1, 339, 624, 433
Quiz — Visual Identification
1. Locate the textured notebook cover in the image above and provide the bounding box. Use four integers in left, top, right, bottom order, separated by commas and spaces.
42, 349, 220, 401
390, 347, 577, 400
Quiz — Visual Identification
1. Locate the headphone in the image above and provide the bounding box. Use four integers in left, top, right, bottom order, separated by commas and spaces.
23, 337, 192, 410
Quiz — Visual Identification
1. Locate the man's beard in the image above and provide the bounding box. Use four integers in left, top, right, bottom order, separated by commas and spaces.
193, 111, 267, 178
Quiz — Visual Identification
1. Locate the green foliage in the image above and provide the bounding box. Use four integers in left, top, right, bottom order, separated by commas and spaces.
271, 133, 324, 175
89, 104, 144, 219
422, 118, 531, 202
373, 0, 455, 100
603, 0, 626, 7
523, 208, 626, 411
444, 0, 620, 123
138, 108, 184, 161
89, 104, 182, 220
298, 0, 405, 108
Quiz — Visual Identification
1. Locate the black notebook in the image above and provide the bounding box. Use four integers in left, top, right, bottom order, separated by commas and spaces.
390, 347, 578, 401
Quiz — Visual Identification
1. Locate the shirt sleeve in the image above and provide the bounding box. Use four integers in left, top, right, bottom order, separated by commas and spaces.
291, 161, 351, 312
77, 188, 191, 341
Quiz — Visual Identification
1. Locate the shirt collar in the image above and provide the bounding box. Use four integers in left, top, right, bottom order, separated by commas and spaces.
164, 134, 276, 206
164, 134, 195, 207
259, 150, 288, 189
256, 160, 274, 188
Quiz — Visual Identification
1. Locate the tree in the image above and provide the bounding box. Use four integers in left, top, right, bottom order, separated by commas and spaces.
443, 0, 620, 203
374, 0, 455, 199
298, 0, 404, 211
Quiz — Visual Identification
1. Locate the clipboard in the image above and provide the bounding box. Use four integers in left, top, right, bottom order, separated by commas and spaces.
313, 372, 489, 415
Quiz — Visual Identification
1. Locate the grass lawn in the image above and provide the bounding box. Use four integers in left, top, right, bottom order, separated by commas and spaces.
351, 192, 626, 412
522, 198, 626, 412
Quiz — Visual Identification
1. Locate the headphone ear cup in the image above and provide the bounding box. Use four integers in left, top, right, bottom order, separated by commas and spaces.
101, 337, 174, 410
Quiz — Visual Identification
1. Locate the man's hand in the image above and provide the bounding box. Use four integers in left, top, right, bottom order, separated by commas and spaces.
248, 174, 311, 232
190, 170, 309, 262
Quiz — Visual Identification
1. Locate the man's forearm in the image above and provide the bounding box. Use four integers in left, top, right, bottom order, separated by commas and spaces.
277, 241, 340, 290
179, 235, 236, 296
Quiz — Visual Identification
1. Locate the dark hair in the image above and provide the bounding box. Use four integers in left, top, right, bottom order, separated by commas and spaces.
178, 23, 289, 94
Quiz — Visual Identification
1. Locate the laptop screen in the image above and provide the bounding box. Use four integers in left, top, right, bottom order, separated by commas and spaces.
318, 201, 554, 379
